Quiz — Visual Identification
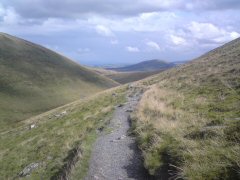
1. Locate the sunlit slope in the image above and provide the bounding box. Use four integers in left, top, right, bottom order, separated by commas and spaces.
0, 33, 119, 131
133, 38, 240, 179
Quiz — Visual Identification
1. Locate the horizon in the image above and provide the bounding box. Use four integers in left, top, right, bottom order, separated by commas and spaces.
0, 0, 240, 65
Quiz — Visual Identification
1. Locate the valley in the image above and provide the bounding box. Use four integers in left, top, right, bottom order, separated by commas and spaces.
0, 33, 239, 180
92, 60, 175, 84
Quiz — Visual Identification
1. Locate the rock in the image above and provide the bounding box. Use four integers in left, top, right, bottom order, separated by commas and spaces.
117, 135, 126, 140
112, 93, 117, 96
93, 175, 100, 179
54, 111, 67, 118
97, 126, 104, 133
128, 84, 134, 89
61, 111, 67, 115
118, 104, 124, 107
30, 124, 36, 129
55, 114, 61, 118
19, 162, 39, 177
126, 109, 133, 112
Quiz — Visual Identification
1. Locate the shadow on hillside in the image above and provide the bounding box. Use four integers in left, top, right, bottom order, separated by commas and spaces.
123, 141, 155, 180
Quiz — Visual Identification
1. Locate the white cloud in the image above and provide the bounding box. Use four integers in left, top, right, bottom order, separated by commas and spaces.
2, 0, 240, 20
0, 3, 5, 16
142, 0, 183, 9
95, 25, 114, 37
146, 41, 161, 51
126, 46, 140, 52
188, 21, 222, 40
187, 21, 240, 44
170, 35, 186, 45
0, 6, 21, 25
230, 31, 240, 39
88, 12, 177, 33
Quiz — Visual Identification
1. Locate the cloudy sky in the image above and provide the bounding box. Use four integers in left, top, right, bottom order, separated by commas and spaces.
0, 0, 240, 66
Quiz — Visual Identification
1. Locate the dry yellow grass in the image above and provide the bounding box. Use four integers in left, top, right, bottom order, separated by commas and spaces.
134, 85, 240, 179
132, 38, 240, 179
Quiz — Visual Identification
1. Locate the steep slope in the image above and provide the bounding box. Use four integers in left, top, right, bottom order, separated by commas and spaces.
132, 38, 240, 179
107, 59, 174, 72
0, 32, 119, 131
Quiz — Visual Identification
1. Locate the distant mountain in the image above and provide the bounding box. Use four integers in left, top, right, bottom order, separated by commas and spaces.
0, 33, 118, 130
172, 60, 189, 65
107, 59, 175, 72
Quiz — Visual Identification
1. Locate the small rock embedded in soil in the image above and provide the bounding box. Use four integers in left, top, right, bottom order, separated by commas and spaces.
54, 110, 67, 118
29, 124, 36, 129
19, 162, 39, 177
117, 135, 126, 140
61, 110, 67, 115
117, 104, 124, 107
126, 109, 133, 112
97, 126, 104, 133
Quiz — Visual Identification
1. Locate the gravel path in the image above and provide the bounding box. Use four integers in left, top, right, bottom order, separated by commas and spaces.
85, 88, 152, 180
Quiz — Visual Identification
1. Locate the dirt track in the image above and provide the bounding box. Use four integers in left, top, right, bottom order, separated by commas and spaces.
85, 88, 152, 180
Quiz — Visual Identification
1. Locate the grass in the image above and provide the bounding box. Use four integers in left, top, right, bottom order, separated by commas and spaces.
0, 33, 119, 132
0, 86, 127, 179
131, 38, 240, 179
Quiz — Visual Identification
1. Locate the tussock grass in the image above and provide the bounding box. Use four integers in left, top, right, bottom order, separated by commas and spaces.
0, 86, 127, 179
132, 38, 240, 179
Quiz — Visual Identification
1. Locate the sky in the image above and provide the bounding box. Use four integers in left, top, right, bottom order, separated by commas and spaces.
0, 0, 240, 66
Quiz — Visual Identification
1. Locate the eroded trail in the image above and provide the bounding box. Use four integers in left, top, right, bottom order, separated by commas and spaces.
85, 87, 151, 180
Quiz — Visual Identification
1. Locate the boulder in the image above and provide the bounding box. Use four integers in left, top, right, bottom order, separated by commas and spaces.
30, 124, 36, 129
19, 162, 39, 177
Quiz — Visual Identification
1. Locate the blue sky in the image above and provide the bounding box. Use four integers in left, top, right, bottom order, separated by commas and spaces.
0, 0, 240, 66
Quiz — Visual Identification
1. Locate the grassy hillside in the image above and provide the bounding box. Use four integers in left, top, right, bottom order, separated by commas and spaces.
0, 33, 119, 131
107, 59, 174, 72
0, 86, 127, 179
132, 38, 240, 179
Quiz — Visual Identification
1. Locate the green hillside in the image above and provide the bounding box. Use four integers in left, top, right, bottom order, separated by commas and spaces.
0, 86, 127, 179
0, 33, 119, 132
132, 38, 240, 179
